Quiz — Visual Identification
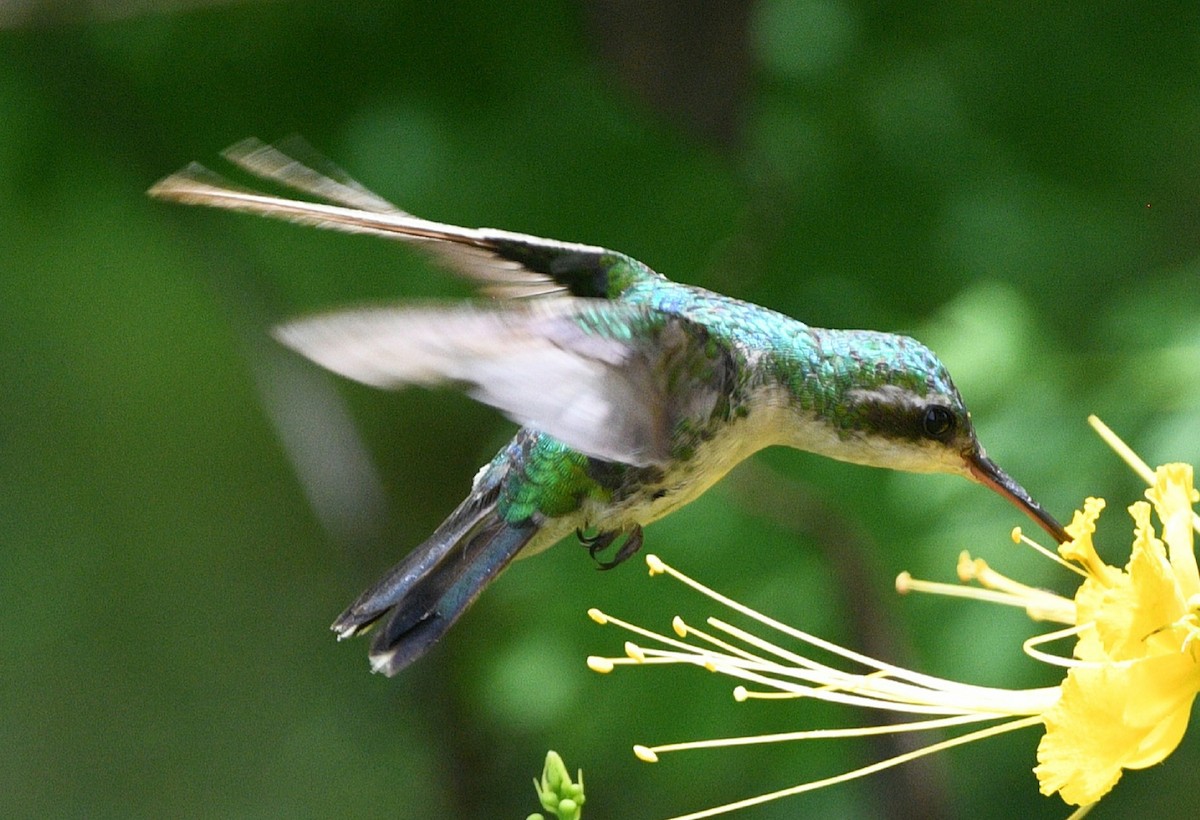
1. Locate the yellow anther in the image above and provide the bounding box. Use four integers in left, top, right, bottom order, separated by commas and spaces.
634, 745, 659, 763
587, 656, 615, 673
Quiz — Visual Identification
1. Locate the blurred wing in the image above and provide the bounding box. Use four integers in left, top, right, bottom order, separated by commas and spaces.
149, 137, 656, 299
220, 135, 403, 214
273, 300, 737, 467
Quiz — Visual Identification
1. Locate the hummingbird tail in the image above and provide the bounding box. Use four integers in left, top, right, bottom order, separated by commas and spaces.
331, 482, 540, 676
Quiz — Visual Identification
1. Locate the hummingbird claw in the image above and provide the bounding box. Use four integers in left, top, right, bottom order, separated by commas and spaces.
578, 525, 645, 569
577, 527, 618, 556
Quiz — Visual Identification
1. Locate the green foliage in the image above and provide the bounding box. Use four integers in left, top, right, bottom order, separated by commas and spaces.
2, 1, 1198, 818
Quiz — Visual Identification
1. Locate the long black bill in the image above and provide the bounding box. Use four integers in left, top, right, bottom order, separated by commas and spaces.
966, 450, 1070, 544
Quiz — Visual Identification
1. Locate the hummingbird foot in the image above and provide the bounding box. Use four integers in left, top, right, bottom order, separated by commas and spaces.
577, 525, 645, 570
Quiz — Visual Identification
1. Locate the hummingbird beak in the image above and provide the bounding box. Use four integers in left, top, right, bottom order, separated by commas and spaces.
964, 449, 1070, 544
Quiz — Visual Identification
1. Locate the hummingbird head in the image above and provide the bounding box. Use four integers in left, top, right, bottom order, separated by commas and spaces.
806, 331, 1068, 543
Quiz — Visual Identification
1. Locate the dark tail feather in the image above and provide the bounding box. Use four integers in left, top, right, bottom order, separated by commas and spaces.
331, 486, 539, 675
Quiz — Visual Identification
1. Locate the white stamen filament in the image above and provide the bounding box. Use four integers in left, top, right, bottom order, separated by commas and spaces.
1011, 527, 1087, 578
656, 714, 1046, 820
898, 569, 1070, 619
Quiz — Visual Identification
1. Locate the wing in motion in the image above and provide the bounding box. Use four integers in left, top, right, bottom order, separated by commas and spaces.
151, 139, 731, 466
274, 300, 737, 467
148, 137, 659, 299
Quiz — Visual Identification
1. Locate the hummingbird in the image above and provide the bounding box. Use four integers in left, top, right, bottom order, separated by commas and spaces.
150, 138, 1069, 675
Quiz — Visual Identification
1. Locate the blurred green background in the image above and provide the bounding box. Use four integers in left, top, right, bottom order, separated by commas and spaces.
3, 1, 1199, 817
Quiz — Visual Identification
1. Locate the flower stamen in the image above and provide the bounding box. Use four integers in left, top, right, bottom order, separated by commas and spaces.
654, 715, 1045, 820
591, 421, 1200, 817
1011, 527, 1088, 578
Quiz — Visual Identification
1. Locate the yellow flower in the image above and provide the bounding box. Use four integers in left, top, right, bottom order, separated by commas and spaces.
1034, 461, 1200, 805
588, 416, 1200, 818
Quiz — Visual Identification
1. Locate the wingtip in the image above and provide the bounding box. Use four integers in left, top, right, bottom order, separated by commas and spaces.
219, 135, 270, 163
269, 320, 298, 350
146, 162, 254, 207
146, 162, 210, 200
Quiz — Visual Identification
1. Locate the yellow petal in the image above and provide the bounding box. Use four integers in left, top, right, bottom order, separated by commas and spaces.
1146, 464, 1200, 600
1075, 572, 1136, 662
1036, 666, 1130, 804
1036, 654, 1200, 805
1059, 498, 1120, 585
1120, 501, 1188, 659
1120, 651, 1200, 740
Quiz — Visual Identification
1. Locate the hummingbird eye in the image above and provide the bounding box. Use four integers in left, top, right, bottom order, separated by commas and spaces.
921, 405, 956, 440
